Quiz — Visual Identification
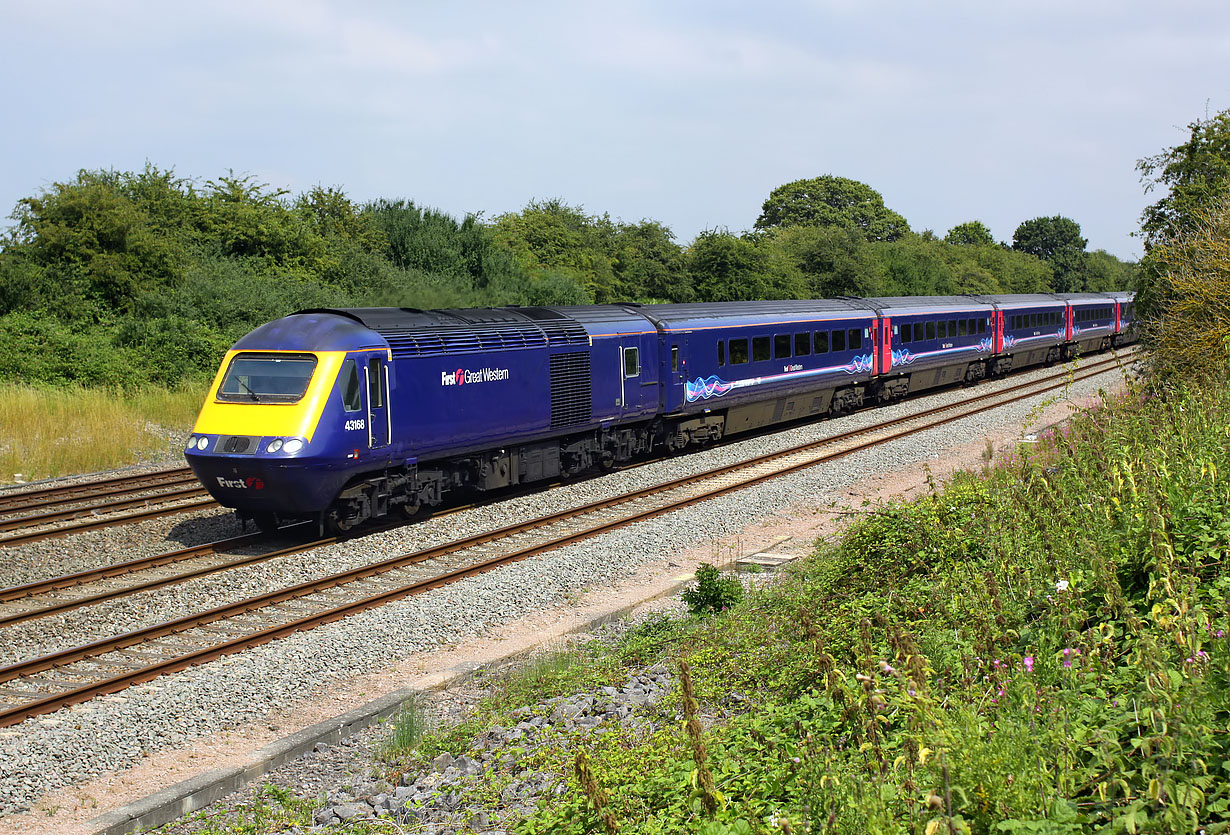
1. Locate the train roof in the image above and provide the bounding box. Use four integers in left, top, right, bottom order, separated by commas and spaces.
638, 299, 877, 331
973, 293, 1069, 309
865, 295, 995, 316
233, 311, 388, 353
293, 307, 590, 357
1047, 292, 1127, 304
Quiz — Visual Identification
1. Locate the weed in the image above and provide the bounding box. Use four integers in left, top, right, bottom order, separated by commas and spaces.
682, 563, 743, 616
379, 696, 432, 762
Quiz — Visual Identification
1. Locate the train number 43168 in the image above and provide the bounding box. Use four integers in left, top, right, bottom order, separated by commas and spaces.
344, 419, 366, 431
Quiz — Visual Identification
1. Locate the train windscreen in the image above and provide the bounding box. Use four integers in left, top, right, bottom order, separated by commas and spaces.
217, 353, 318, 403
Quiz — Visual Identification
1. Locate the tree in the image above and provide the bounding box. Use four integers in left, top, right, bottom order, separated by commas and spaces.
767, 225, 882, 298
1141, 194, 1230, 378
944, 220, 995, 247
686, 229, 805, 302
1138, 109, 1230, 248
612, 219, 690, 302
1012, 215, 1087, 292
753, 176, 910, 242
489, 199, 621, 301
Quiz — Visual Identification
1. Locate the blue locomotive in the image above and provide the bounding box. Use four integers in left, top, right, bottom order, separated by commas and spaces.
184, 292, 1135, 532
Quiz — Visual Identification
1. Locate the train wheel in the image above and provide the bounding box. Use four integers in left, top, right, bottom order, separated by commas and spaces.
251, 512, 280, 534
324, 508, 355, 537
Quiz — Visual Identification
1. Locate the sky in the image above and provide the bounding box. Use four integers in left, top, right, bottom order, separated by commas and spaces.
2, 1, 1229, 262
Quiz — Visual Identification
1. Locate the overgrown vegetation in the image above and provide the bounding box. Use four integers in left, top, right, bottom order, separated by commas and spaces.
0, 166, 1133, 390
0, 380, 204, 482
496, 368, 1229, 834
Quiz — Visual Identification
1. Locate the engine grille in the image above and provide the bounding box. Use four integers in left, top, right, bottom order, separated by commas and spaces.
549, 352, 591, 429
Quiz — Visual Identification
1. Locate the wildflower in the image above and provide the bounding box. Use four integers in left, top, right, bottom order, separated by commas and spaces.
877, 660, 896, 675
1055, 579, 1070, 592
1062, 648, 1080, 668
1023, 656, 1034, 673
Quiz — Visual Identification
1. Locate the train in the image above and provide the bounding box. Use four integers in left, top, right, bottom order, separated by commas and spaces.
184, 291, 1136, 533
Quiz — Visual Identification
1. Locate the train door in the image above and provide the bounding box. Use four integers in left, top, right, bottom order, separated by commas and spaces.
618, 337, 659, 419
879, 318, 893, 375
618, 343, 639, 420
669, 336, 688, 387
364, 354, 390, 450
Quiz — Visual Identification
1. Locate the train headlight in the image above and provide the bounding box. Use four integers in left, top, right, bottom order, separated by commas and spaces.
283, 438, 304, 454
266, 438, 284, 453
186, 436, 198, 451
195, 436, 210, 450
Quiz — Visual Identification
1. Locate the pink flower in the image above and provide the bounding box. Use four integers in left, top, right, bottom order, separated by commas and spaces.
1062, 648, 1080, 669
1023, 656, 1034, 672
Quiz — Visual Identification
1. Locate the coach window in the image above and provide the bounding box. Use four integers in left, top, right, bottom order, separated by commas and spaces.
978, 318, 987, 334
832, 329, 847, 352
368, 358, 384, 408
899, 325, 910, 344
671, 346, 679, 373
624, 347, 640, 377
848, 329, 861, 350
717, 341, 726, 366
936, 321, 945, 339
774, 334, 791, 359
925, 321, 936, 340
340, 359, 361, 411
913, 322, 924, 342
730, 338, 749, 364
794, 333, 811, 355
753, 336, 771, 362
814, 331, 829, 354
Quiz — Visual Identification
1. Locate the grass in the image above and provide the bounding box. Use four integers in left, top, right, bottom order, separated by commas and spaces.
0, 379, 208, 483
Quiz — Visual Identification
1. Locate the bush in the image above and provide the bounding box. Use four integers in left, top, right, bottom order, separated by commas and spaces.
681, 563, 744, 616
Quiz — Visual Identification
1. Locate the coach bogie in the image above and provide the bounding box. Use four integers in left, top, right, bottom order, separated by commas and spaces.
829, 386, 865, 416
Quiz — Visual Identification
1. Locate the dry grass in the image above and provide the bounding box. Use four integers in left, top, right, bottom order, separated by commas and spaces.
0, 380, 207, 484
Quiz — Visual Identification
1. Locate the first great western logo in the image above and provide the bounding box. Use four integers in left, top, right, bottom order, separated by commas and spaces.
440, 367, 511, 386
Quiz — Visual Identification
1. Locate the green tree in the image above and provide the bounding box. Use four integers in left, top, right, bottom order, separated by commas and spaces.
3, 168, 186, 315
765, 225, 881, 298
365, 199, 524, 294
944, 220, 995, 247
754, 175, 910, 242
612, 219, 690, 302
686, 229, 803, 302
1012, 215, 1087, 292
1138, 110, 1230, 247
490, 199, 620, 301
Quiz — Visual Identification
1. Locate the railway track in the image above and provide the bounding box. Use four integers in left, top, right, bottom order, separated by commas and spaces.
0, 466, 216, 546
0, 350, 1135, 727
